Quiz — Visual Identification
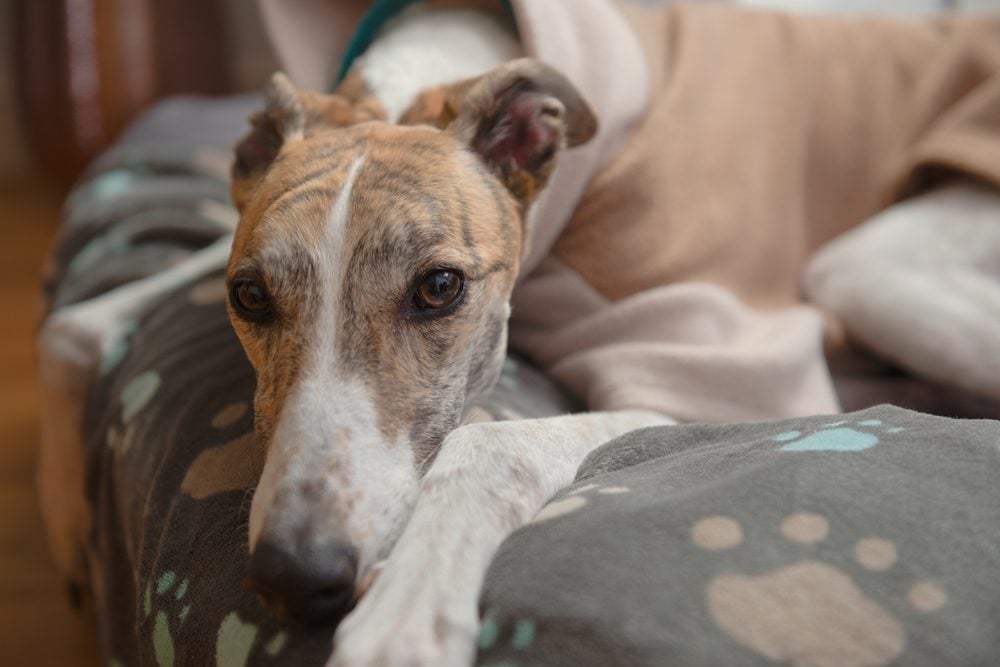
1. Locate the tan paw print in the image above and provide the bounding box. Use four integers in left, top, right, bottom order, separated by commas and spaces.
692, 513, 946, 667
530, 483, 632, 525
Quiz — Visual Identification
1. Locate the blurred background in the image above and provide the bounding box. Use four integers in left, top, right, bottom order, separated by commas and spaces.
1, 2, 276, 665
0, 0, 994, 665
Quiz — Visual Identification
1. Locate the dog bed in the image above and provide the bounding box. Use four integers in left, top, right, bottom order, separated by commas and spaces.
44, 96, 1000, 666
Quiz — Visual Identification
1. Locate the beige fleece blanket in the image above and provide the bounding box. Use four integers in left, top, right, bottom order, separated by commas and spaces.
255, 0, 1000, 423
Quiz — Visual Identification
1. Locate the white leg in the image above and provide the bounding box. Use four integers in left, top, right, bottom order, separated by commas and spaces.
36, 235, 233, 587
329, 409, 672, 667
805, 182, 1000, 400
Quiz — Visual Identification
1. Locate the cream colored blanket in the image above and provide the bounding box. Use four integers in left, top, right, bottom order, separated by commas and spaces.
257, 0, 1000, 423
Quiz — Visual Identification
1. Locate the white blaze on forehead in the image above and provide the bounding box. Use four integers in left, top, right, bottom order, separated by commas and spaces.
249, 154, 420, 573
313, 154, 365, 370
328, 155, 365, 268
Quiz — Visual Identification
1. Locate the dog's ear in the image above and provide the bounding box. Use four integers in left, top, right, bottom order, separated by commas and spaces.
448, 59, 598, 209
231, 73, 305, 213
231, 72, 384, 212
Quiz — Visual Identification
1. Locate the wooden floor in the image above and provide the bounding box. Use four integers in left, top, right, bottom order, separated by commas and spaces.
0, 182, 100, 666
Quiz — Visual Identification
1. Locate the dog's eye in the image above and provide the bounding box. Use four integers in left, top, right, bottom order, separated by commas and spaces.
413, 270, 464, 311
230, 278, 273, 321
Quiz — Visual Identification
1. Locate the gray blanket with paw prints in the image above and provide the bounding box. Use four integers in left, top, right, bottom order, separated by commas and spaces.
478, 406, 1000, 667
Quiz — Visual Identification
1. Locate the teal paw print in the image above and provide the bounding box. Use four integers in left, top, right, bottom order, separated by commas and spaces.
773, 419, 904, 452
143, 571, 192, 667
143, 570, 286, 667
476, 613, 537, 666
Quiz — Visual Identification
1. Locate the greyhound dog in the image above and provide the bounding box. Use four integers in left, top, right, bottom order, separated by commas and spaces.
37, 3, 1000, 666
225, 59, 675, 664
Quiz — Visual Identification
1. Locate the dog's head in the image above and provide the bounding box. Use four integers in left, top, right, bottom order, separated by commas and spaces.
227, 60, 595, 622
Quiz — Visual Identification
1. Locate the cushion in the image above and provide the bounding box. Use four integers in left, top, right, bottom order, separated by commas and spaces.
46, 96, 1000, 667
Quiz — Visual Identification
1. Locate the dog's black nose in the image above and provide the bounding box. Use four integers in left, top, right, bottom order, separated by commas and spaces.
246, 538, 358, 624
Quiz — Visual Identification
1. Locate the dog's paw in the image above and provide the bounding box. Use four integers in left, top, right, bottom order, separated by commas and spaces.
327, 564, 479, 667
39, 305, 138, 383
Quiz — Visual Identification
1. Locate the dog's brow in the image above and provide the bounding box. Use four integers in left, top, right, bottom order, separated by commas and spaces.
350, 221, 449, 275
248, 154, 367, 287
263, 184, 335, 222
256, 137, 369, 219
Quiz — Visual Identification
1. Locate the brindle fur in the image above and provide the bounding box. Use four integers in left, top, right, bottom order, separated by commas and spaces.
228, 64, 595, 471
219, 62, 611, 667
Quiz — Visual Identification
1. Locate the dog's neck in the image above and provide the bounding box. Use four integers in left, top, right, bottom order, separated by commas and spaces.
354, 4, 522, 122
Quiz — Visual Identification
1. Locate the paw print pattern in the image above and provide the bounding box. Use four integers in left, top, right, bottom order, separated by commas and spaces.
144, 570, 288, 667
773, 419, 904, 452
691, 513, 946, 667
213, 610, 287, 666
143, 570, 192, 667
476, 614, 537, 667
530, 483, 632, 525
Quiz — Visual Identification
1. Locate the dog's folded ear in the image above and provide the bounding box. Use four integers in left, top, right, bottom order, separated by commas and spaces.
448, 59, 598, 209
231, 73, 384, 212
231, 73, 303, 212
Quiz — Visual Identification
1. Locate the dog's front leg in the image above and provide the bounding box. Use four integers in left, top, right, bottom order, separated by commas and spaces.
329, 409, 672, 667
37, 235, 233, 593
